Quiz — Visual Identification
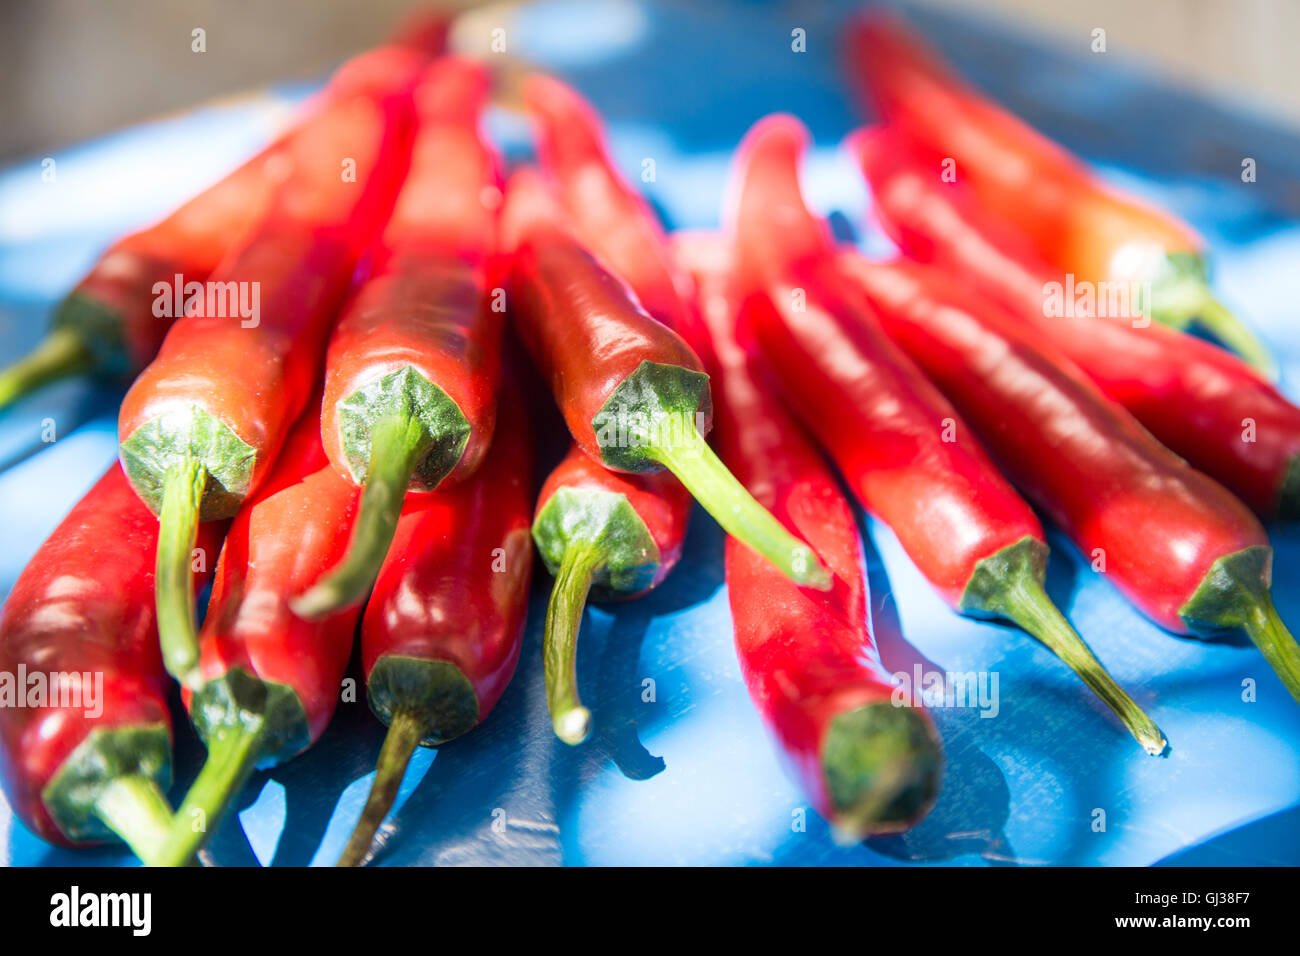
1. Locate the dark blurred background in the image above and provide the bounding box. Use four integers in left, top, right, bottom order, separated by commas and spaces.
3, 0, 1299, 162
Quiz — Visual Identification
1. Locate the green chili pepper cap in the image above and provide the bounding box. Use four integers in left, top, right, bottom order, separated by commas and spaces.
41, 724, 172, 844
822, 701, 943, 839
119, 404, 256, 519
366, 656, 480, 747
335, 364, 471, 491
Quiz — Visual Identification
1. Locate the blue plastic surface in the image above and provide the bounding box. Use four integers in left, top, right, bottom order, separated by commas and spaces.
2, 0, 1299, 866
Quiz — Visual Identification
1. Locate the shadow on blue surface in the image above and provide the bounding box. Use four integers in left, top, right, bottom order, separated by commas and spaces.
1156, 805, 1300, 866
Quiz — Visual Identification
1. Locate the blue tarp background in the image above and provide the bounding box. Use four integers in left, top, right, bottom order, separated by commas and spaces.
2, 0, 1298, 866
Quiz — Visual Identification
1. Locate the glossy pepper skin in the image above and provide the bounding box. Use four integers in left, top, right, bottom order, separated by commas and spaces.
852, 128, 1300, 520
337, 389, 534, 866
117, 64, 417, 689
0, 465, 222, 856
532, 441, 693, 744
501, 167, 829, 590
158, 399, 364, 866
836, 253, 1300, 703
0, 24, 449, 411
676, 233, 941, 837
845, 10, 1274, 376
295, 58, 506, 618
732, 118, 1031, 607
732, 116, 1165, 753
517, 82, 701, 744
524, 73, 697, 335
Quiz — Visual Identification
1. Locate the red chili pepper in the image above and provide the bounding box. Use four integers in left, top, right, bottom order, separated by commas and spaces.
501, 166, 830, 591
292, 58, 506, 618
0, 28, 448, 411
845, 10, 1275, 376
852, 128, 1300, 521
835, 251, 1300, 706
336, 388, 534, 866
523, 73, 697, 335
148, 397, 364, 866
0, 147, 280, 412
675, 232, 942, 837
518, 77, 709, 744
533, 440, 692, 745
117, 71, 416, 690
732, 116, 1165, 753
0, 465, 223, 859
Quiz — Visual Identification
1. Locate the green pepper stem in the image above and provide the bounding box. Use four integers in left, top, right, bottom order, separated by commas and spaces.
152, 716, 266, 867
1154, 280, 1277, 381
1193, 290, 1277, 381
156, 459, 207, 690
1000, 575, 1167, 755
1242, 593, 1300, 704
336, 709, 425, 867
544, 539, 603, 745
90, 774, 177, 865
0, 327, 95, 410
292, 410, 430, 619
649, 425, 831, 590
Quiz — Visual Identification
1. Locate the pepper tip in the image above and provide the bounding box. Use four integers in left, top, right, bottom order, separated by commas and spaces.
1142, 730, 1170, 757
795, 547, 834, 592
554, 707, 592, 746
288, 586, 346, 621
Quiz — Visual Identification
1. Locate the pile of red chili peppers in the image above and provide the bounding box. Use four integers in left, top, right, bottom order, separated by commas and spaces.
2, 7, 1299, 867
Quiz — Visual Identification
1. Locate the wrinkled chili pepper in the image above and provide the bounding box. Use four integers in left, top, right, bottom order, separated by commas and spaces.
852, 127, 1300, 520
732, 116, 1165, 753
533, 441, 692, 744
676, 231, 942, 837
501, 166, 830, 591
0, 465, 223, 860
117, 68, 416, 689
337, 387, 534, 866
152, 397, 364, 866
0, 26, 448, 411
845, 10, 1276, 376
836, 251, 1300, 707
294, 58, 505, 618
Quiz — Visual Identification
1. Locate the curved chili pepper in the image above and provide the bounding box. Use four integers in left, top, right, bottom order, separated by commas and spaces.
148, 398, 363, 866
519, 79, 709, 743
0, 465, 223, 860
836, 252, 1300, 706
337, 389, 534, 866
0, 157, 284, 414
0, 28, 448, 411
732, 116, 1165, 753
852, 128, 1300, 520
534, 441, 692, 744
117, 70, 416, 689
845, 10, 1275, 376
501, 167, 830, 590
292, 59, 505, 618
675, 232, 942, 837
523, 73, 696, 334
